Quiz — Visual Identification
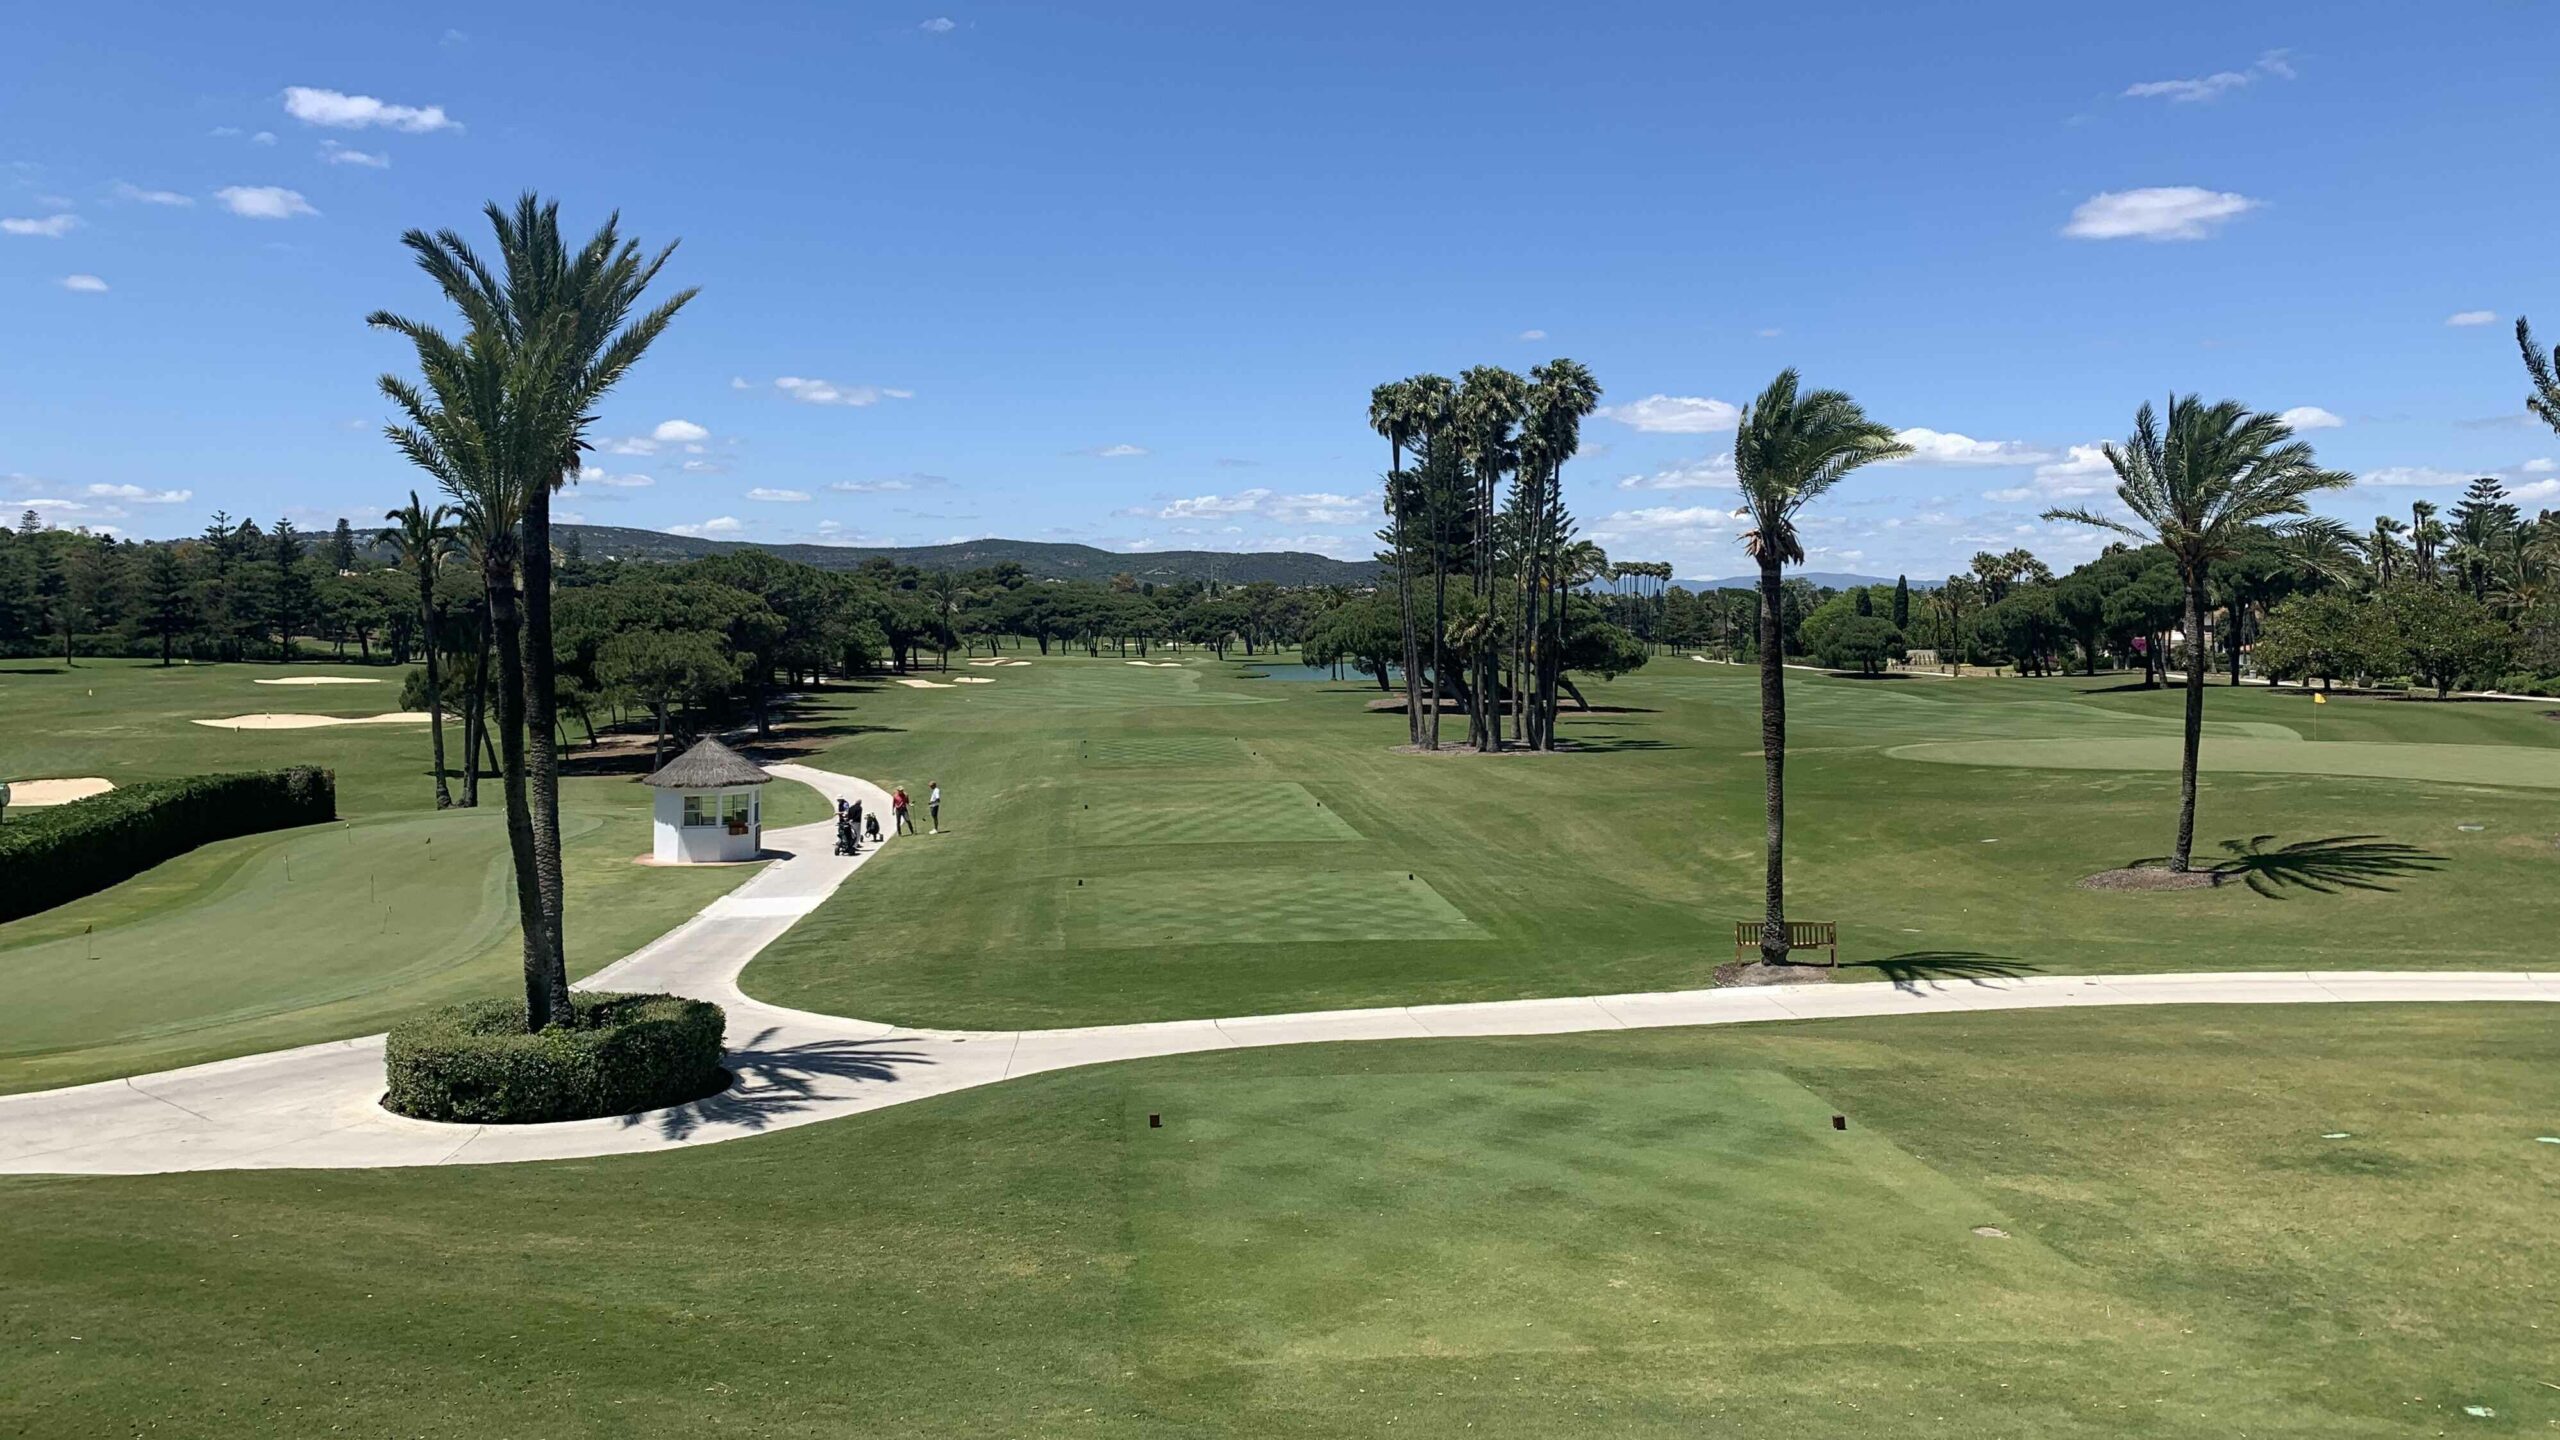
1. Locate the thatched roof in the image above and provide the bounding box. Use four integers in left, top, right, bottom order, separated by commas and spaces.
642, 737, 773, 789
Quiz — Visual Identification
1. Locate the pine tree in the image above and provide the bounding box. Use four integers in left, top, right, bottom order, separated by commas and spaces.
1892, 574, 1910, 629
328, 517, 358, 574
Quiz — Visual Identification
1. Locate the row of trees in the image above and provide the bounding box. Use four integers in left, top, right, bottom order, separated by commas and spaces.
0, 512, 417, 664
1369, 361, 1617, 752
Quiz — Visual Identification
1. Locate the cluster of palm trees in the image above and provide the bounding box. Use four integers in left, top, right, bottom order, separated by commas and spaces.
1368, 361, 1604, 752
371, 195, 694, 1032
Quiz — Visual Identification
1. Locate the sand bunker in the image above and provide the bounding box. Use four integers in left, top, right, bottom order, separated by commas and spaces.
952, 676, 995, 684
966, 659, 1005, 667
6, 776, 115, 806
194, 712, 433, 730
1124, 660, 1184, 668
893, 679, 954, 689
253, 676, 382, 686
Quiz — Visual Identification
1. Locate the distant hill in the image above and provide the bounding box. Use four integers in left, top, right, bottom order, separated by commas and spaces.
1682, 571, 1938, 592
557, 525, 1382, 587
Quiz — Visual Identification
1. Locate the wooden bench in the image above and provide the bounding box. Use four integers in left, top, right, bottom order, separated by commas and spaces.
1733, 920, 1838, 967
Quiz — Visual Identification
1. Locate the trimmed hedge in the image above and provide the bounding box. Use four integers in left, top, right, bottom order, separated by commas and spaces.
383, 992, 728, 1124
0, 767, 335, 922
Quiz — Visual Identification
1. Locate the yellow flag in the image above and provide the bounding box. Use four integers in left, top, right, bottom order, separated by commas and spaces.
2313, 693, 2327, 704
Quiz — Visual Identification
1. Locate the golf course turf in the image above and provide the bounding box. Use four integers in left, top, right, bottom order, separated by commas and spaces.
4, 650, 2556, 1436
5, 1004, 2552, 1437
743, 653, 2560, 1029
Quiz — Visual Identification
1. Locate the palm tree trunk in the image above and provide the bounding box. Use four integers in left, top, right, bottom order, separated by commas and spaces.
2173, 575, 2206, 872
462, 612, 490, 808
421, 573, 452, 810
1428, 555, 1448, 750
484, 555, 565, 1030
521, 486, 570, 988
1757, 554, 1789, 966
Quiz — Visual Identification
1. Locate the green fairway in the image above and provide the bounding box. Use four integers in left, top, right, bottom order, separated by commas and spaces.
1894, 735, 2560, 787
6, 1004, 2551, 1437
0, 660, 777, 1091
748, 655, 2560, 1030
1071, 780, 1361, 845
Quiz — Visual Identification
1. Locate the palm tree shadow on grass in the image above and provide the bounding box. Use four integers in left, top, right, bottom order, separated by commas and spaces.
1840, 951, 2042, 993
2192, 833, 2446, 899
636, 1028, 939, 1140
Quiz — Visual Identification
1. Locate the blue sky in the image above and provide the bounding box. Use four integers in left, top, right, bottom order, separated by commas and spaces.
7, 1, 2558, 579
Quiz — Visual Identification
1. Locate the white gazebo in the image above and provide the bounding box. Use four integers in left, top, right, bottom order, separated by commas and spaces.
642, 737, 773, 863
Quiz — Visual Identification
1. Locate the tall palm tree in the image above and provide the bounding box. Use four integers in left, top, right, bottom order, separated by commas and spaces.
1402, 374, 1458, 747
371, 313, 565, 1029
1370, 379, 1424, 746
2409, 499, 2445, 585
379, 196, 694, 993
381, 492, 459, 808
1732, 370, 1907, 965
2046, 396, 2350, 871
2364, 515, 2409, 588
1522, 359, 1600, 750
1452, 367, 1527, 751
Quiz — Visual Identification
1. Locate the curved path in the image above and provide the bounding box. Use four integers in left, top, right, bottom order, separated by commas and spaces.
2, 763, 2554, 1176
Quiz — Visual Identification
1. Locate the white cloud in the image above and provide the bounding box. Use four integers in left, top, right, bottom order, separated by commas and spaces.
113, 183, 192, 206
319, 140, 390, 168
652, 419, 710, 443
2445, 310, 2498, 327
772, 376, 911, 407
1093, 443, 1149, 458
1586, 505, 1744, 554
1981, 443, 2116, 504
2277, 405, 2343, 430
282, 86, 459, 133
746, 487, 811, 502
1597, 394, 1740, 434
252, 131, 276, 145
2522, 457, 2557, 474
1891, 428, 2055, 466
2062, 187, 2258, 241
1615, 454, 1735, 491
576, 470, 654, 488
86, 483, 190, 503
1517, 328, 1547, 340
2511, 478, 2560, 503
920, 16, 956, 32
668, 516, 743, 537
216, 185, 317, 220
729, 376, 753, 389
1755, 327, 1783, 339
2359, 466, 2470, 488
1152, 488, 1368, 525
2123, 50, 2294, 103
828, 479, 914, 493
59, 274, 108, 293
2, 214, 80, 237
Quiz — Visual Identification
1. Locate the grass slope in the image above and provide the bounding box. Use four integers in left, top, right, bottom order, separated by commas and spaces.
748, 654, 2560, 1029
5, 1004, 2551, 1437
0, 660, 769, 1091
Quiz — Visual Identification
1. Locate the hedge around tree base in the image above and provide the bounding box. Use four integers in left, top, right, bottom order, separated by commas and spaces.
383, 992, 728, 1124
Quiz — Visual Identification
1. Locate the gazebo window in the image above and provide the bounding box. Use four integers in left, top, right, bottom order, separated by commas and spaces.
682, 795, 719, 828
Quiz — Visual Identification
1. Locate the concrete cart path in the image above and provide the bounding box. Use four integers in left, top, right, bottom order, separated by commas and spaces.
3, 763, 2554, 1175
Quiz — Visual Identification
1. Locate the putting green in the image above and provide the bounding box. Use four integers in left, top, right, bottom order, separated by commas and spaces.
1072, 781, 1359, 846
1889, 736, 2560, 788
1066, 869, 1479, 948
0, 812, 516, 1074
1130, 1067, 2122, 1371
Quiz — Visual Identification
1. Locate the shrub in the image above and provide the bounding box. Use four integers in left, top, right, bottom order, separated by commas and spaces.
383, 992, 727, 1124
0, 767, 334, 922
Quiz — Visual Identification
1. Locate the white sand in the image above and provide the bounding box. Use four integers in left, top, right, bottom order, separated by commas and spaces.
253, 676, 382, 686
952, 676, 995, 684
892, 679, 954, 689
966, 658, 1005, 667
1124, 660, 1184, 668
7, 777, 115, 806
1002, 659, 1032, 666
193, 712, 433, 730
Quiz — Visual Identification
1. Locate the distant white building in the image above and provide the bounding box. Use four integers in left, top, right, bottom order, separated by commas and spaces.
642, 737, 772, 863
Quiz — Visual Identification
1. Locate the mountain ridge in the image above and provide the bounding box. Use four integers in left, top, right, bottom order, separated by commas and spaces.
558, 525, 1383, 586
